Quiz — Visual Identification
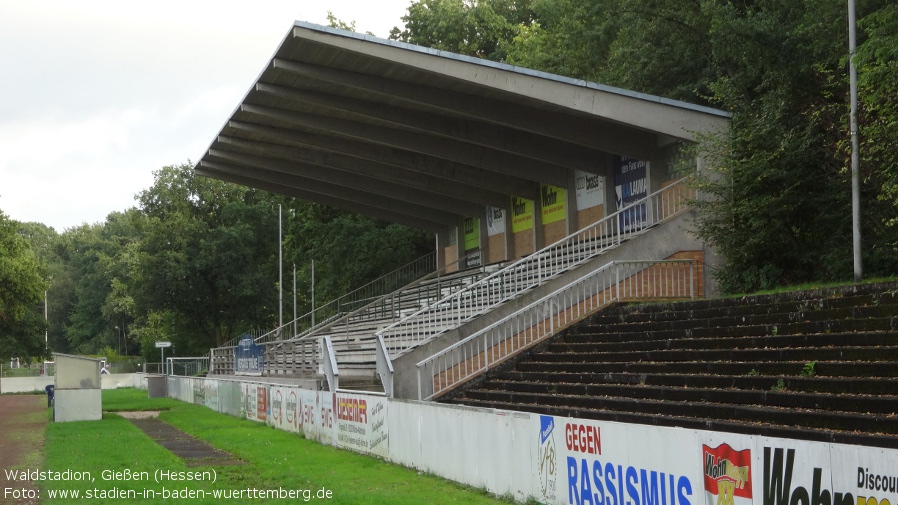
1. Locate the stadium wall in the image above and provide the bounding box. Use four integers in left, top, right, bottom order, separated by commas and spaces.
163, 375, 898, 505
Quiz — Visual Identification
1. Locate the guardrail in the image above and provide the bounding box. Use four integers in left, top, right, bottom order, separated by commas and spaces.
380, 179, 694, 355
416, 259, 696, 401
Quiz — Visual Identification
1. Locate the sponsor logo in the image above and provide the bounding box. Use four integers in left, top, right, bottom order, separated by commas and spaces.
539, 416, 558, 502
335, 395, 366, 424
285, 390, 297, 427
763, 448, 855, 505
703, 444, 752, 505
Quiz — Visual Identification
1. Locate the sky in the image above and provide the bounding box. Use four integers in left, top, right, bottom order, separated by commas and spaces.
0, 0, 414, 231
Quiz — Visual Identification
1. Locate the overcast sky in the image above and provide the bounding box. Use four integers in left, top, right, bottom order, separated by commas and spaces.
0, 0, 413, 231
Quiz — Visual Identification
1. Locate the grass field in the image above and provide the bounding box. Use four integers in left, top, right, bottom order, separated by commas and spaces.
39, 388, 517, 505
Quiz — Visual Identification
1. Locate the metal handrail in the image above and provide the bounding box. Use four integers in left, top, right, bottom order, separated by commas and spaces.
379, 179, 694, 355
289, 256, 485, 343
416, 259, 696, 400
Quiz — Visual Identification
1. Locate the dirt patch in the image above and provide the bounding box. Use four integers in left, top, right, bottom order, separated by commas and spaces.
113, 410, 162, 419
0, 395, 48, 505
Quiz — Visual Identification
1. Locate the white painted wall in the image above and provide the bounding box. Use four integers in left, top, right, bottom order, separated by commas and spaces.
0, 373, 139, 394
54, 388, 102, 422
166, 376, 898, 505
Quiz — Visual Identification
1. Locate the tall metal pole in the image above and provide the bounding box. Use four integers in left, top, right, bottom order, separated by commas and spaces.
849, 0, 863, 282
279, 204, 284, 331
311, 259, 316, 328
44, 290, 48, 349
293, 263, 297, 324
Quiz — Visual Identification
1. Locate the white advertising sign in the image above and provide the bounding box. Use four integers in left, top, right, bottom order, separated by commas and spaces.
575, 170, 605, 210
333, 392, 389, 458
487, 206, 506, 236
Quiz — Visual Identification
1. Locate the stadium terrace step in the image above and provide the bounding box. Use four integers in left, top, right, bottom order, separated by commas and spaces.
441, 281, 898, 448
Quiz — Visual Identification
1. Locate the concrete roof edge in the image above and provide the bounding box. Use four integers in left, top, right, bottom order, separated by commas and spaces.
293, 21, 732, 120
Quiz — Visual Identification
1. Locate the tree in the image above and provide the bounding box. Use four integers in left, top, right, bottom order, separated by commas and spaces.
855, 4, 898, 273
132, 164, 281, 352
503, 0, 612, 81
390, 0, 534, 61
285, 203, 433, 310
0, 210, 48, 360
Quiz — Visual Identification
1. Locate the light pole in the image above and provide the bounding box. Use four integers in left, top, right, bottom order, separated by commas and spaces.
279, 204, 283, 334
115, 326, 121, 355
848, 0, 862, 282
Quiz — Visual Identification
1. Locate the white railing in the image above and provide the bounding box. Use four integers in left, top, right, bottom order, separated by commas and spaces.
216, 252, 437, 350
380, 179, 694, 355
375, 335, 394, 397
322, 335, 339, 392
416, 259, 696, 400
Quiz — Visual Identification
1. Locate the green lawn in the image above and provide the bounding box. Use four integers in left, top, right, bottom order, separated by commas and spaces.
40, 388, 516, 505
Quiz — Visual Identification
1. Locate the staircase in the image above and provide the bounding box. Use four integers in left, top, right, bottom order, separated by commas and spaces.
442, 281, 898, 448
326, 264, 503, 378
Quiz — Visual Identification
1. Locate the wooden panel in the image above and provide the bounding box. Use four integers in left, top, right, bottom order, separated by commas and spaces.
487, 233, 506, 264
542, 220, 567, 246
512, 231, 533, 260
444, 245, 458, 273
576, 205, 605, 231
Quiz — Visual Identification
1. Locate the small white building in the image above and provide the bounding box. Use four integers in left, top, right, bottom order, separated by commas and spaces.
53, 353, 102, 422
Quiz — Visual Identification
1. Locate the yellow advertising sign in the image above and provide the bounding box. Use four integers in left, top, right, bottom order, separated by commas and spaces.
510, 196, 533, 233
463, 217, 480, 251
540, 185, 567, 225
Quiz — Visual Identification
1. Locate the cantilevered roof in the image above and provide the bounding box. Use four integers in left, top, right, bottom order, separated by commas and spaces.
195, 22, 730, 231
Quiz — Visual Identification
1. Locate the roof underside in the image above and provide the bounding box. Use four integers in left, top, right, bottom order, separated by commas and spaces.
196, 23, 730, 232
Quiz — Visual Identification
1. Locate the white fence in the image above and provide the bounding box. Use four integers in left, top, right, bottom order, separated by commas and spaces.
416, 259, 696, 400
163, 375, 898, 505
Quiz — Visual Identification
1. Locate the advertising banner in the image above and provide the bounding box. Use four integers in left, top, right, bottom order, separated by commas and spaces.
511, 196, 534, 233
464, 217, 480, 251
614, 156, 647, 232
242, 383, 268, 423
296, 388, 320, 441
699, 436, 754, 505
333, 392, 389, 458
541, 185, 567, 224
268, 386, 295, 433
487, 206, 506, 236
234, 335, 264, 376
540, 415, 701, 505
575, 170, 605, 210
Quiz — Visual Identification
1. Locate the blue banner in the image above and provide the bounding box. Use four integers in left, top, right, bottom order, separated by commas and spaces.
614, 156, 647, 232
234, 335, 264, 376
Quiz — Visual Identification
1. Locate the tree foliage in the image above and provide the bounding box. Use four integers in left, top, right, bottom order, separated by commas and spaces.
390, 0, 534, 61
398, 0, 898, 293
286, 204, 433, 308
0, 210, 47, 360
132, 164, 281, 352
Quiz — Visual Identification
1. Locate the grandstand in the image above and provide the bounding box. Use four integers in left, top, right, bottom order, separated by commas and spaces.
197, 22, 725, 401
181, 23, 898, 499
